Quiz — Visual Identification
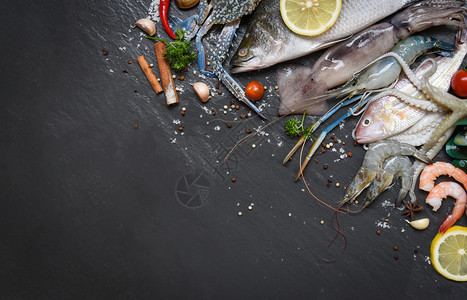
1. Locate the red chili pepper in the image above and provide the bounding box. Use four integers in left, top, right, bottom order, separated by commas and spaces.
160, 0, 176, 39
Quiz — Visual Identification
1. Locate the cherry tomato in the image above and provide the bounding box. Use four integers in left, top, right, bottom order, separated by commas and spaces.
451, 69, 467, 98
245, 81, 264, 101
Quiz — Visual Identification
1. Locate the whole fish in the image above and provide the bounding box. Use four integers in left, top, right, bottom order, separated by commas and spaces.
274, 0, 465, 115
355, 27, 467, 144
231, 0, 418, 73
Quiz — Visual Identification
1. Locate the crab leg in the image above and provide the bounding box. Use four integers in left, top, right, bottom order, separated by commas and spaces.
195, 18, 267, 118
171, 0, 211, 40
283, 95, 363, 165
294, 101, 364, 182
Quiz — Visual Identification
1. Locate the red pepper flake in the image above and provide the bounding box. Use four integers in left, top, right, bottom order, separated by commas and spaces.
102, 49, 109, 55
323, 164, 328, 170
314, 159, 319, 164
122, 69, 128, 73
246, 128, 253, 134
181, 110, 185, 116
178, 125, 184, 131
218, 90, 222, 95
353, 141, 357, 146
334, 139, 338, 143
376, 230, 381, 235
321, 141, 326, 147
235, 105, 239, 110
230, 100, 235, 105
211, 109, 216, 116
393, 246, 399, 251
128, 60, 132, 64
394, 255, 399, 260
226, 123, 232, 128
326, 183, 331, 188
327, 179, 332, 183
330, 134, 335, 139
347, 152, 352, 157
342, 142, 346, 145
231, 177, 236, 183
240, 114, 245, 119
177, 75, 185, 81
134, 120, 139, 129
133, 89, 137, 93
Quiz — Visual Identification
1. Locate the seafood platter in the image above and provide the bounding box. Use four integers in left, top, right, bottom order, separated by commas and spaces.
2, 0, 467, 297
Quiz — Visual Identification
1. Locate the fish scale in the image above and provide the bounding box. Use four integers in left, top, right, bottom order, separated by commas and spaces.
231, 0, 417, 72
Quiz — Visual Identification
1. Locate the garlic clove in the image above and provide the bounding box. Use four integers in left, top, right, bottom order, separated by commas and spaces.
193, 82, 210, 102
408, 218, 430, 230
174, 0, 200, 9
133, 18, 156, 36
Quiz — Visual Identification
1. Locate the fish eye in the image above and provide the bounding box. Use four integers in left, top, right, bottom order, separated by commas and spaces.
362, 118, 371, 126
238, 48, 248, 57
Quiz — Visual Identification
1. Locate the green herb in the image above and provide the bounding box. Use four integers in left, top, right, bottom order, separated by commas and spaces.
284, 112, 311, 138
146, 29, 196, 71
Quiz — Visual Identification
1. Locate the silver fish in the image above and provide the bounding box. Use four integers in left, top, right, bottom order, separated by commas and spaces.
230, 0, 418, 73
355, 30, 467, 144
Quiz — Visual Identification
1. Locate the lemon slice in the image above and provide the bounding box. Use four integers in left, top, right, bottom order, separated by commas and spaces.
430, 226, 467, 281
280, 0, 342, 36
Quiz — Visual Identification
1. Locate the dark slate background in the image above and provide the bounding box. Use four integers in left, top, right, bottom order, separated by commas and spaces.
1, 0, 466, 298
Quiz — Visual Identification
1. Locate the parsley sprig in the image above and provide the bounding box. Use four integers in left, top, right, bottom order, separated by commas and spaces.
146, 29, 196, 71
285, 112, 311, 139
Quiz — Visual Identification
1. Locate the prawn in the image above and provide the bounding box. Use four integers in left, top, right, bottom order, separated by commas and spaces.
419, 161, 467, 192
341, 140, 431, 205
363, 155, 412, 209
425, 181, 467, 233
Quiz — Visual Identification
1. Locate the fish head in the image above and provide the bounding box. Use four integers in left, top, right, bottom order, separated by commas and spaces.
230, 14, 284, 73
355, 96, 395, 144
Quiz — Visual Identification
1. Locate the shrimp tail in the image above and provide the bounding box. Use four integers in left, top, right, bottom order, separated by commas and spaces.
439, 215, 457, 234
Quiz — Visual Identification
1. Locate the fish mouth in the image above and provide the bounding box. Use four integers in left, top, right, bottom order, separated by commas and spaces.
231, 65, 261, 73
230, 57, 262, 73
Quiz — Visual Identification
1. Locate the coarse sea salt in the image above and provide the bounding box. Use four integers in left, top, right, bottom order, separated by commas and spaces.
147, 0, 161, 22
376, 221, 391, 229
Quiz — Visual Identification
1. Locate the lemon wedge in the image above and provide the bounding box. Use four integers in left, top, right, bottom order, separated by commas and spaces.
280, 0, 342, 36
430, 226, 467, 281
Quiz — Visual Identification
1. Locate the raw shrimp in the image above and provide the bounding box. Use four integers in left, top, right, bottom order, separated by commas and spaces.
425, 181, 467, 233
419, 161, 467, 191
363, 155, 412, 209
341, 140, 431, 205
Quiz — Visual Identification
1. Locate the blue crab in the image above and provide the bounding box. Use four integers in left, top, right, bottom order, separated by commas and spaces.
174, 0, 266, 119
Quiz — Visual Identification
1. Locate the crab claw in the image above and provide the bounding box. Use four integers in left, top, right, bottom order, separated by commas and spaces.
168, 15, 199, 39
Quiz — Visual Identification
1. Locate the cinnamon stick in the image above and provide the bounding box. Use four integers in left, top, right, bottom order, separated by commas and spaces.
137, 55, 163, 94
154, 41, 179, 106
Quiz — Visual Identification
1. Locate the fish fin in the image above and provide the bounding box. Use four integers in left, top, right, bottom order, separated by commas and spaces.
315, 35, 353, 50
